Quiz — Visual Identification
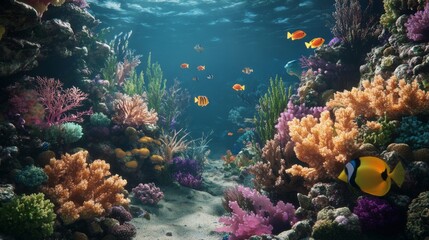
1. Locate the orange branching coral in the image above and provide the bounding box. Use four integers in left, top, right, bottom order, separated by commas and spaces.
249, 140, 307, 196
287, 107, 359, 183
112, 93, 158, 127
41, 151, 129, 224
327, 75, 429, 119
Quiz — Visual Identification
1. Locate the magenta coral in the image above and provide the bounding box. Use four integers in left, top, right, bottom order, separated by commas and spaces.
275, 100, 326, 145
217, 185, 296, 239
132, 183, 164, 205
35, 76, 92, 127
405, 3, 429, 42
217, 201, 272, 240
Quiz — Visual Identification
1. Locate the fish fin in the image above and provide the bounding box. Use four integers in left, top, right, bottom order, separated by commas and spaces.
194, 97, 198, 103
242, 85, 245, 90
390, 161, 405, 187
287, 32, 292, 39
338, 170, 348, 183
305, 42, 311, 48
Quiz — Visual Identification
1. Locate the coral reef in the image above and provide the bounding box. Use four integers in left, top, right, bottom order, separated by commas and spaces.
287, 107, 359, 183
406, 191, 429, 239
41, 151, 129, 224
132, 182, 164, 205
327, 75, 429, 119
0, 193, 56, 239
312, 207, 361, 240
353, 196, 405, 234
405, 3, 429, 42
395, 116, 429, 149
112, 93, 158, 127
171, 157, 203, 189
15, 165, 48, 188
217, 185, 296, 240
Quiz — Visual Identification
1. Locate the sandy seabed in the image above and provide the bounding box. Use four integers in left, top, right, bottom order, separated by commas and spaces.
132, 158, 237, 240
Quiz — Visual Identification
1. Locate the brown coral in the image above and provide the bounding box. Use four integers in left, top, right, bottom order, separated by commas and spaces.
42, 151, 129, 224
249, 140, 307, 198
327, 75, 429, 119
112, 93, 158, 127
287, 107, 359, 183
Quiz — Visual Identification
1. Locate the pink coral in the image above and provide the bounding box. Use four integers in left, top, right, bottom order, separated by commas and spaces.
35, 76, 92, 127
112, 93, 158, 127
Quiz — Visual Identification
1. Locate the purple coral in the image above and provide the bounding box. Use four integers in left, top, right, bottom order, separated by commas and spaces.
108, 206, 133, 224
109, 222, 136, 240
275, 100, 326, 145
405, 3, 429, 42
171, 157, 203, 189
217, 185, 297, 239
132, 183, 164, 205
353, 196, 405, 234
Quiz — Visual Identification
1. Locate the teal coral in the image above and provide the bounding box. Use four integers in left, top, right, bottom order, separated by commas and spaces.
407, 191, 429, 240
45, 122, 84, 144
15, 165, 48, 188
395, 116, 429, 149
0, 193, 56, 240
90, 112, 111, 127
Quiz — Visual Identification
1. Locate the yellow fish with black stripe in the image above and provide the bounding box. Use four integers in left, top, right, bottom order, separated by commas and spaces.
194, 96, 209, 107
338, 156, 405, 197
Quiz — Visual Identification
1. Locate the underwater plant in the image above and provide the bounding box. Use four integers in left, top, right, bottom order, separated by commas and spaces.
159, 129, 191, 161
144, 52, 167, 112
255, 75, 291, 144
0, 193, 56, 240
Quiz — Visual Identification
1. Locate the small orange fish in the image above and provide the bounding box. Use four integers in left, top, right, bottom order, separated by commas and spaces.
181, 63, 189, 69
197, 65, 205, 71
232, 84, 245, 91
227, 132, 233, 136
192, 76, 199, 81
305, 37, 325, 48
194, 96, 209, 107
237, 128, 245, 134
287, 30, 306, 40
242, 67, 253, 74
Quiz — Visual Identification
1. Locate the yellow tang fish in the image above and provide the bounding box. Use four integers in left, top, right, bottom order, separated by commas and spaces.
338, 156, 405, 197
194, 96, 209, 107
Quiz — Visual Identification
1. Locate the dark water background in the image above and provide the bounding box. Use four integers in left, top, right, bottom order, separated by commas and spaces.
88, 0, 334, 154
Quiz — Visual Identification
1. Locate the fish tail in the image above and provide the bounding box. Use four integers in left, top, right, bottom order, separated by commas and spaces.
287, 32, 292, 39
390, 161, 405, 187
305, 42, 311, 48
194, 97, 198, 103
242, 85, 245, 90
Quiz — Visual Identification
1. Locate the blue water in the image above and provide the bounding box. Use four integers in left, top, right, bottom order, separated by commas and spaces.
87, 0, 334, 153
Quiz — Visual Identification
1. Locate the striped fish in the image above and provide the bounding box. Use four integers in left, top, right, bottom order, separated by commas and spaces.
194, 96, 209, 107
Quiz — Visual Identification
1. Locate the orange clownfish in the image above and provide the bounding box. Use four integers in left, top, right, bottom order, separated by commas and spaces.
194, 96, 209, 107
181, 63, 189, 69
232, 84, 245, 91
338, 156, 405, 197
287, 30, 306, 40
305, 37, 325, 48
197, 65, 205, 71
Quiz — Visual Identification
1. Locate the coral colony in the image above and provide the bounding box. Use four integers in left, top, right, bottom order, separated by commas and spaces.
1, 0, 429, 239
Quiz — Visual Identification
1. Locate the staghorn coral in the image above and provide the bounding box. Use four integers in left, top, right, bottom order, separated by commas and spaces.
41, 151, 129, 224
327, 75, 429, 119
112, 93, 158, 127
287, 107, 359, 183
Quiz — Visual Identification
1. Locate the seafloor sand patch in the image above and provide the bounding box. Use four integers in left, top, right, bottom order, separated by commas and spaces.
132, 158, 237, 240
